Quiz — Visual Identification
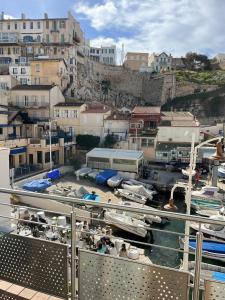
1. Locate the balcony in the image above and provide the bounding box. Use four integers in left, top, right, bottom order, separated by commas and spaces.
129, 128, 158, 137
0, 188, 224, 299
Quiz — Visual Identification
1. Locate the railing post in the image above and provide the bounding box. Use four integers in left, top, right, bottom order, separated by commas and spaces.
193, 229, 203, 300
71, 207, 77, 299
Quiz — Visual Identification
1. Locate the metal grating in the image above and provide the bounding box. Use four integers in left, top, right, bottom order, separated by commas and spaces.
78, 249, 190, 300
204, 279, 225, 300
0, 234, 68, 299
0, 290, 26, 300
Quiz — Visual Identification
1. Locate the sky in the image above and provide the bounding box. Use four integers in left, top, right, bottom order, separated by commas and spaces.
1, 0, 225, 60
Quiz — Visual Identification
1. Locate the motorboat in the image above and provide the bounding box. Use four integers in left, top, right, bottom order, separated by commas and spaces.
191, 198, 222, 210
123, 179, 157, 194
195, 209, 221, 217
104, 211, 149, 237
115, 188, 147, 204
190, 215, 225, 240
75, 167, 92, 179
121, 183, 154, 200
119, 201, 162, 224
192, 186, 224, 202
188, 261, 225, 285
87, 170, 99, 181
180, 237, 225, 262
218, 163, 225, 178
107, 175, 123, 188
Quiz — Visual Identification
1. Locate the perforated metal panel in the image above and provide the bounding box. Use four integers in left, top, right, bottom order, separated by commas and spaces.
0, 290, 26, 300
0, 234, 68, 299
204, 279, 225, 300
78, 249, 190, 300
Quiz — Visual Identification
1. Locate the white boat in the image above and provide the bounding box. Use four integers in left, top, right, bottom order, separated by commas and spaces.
121, 183, 154, 200
104, 211, 148, 237
115, 188, 147, 204
120, 201, 162, 224
87, 170, 99, 180
75, 167, 92, 178
188, 261, 225, 285
107, 175, 123, 188
192, 186, 224, 201
190, 215, 225, 240
218, 163, 225, 178
49, 187, 71, 196
125, 179, 154, 190
195, 209, 220, 217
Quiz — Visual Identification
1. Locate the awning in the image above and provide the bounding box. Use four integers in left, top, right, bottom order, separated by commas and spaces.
10, 147, 27, 155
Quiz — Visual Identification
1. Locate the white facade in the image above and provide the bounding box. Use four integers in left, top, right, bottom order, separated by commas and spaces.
149, 52, 173, 72
0, 147, 11, 231
9, 64, 31, 85
104, 116, 129, 141
90, 45, 116, 65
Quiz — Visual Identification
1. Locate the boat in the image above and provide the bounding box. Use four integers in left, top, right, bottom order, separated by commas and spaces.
192, 186, 224, 202
83, 193, 100, 202
23, 179, 52, 193
107, 175, 123, 188
179, 237, 225, 262
195, 209, 221, 217
49, 187, 71, 196
182, 168, 196, 177
124, 179, 154, 190
191, 198, 222, 210
104, 211, 149, 237
121, 183, 154, 200
188, 261, 225, 285
190, 215, 225, 240
115, 188, 147, 204
87, 170, 99, 181
96, 169, 117, 185
120, 201, 162, 224
218, 163, 225, 178
75, 167, 92, 178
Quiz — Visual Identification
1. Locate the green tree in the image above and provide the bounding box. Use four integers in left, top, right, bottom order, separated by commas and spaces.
104, 134, 117, 148
76, 134, 100, 150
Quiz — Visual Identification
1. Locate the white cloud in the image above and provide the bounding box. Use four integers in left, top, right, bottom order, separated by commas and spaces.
3, 14, 15, 20
76, 0, 225, 58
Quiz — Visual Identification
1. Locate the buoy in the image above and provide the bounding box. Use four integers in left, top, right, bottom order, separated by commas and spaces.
164, 198, 177, 210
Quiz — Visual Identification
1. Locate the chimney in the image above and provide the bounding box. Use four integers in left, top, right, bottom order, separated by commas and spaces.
44, 13, 48, 19
68, 10, 72, 18
1, 12, 4, 20
21, 13, 26, 19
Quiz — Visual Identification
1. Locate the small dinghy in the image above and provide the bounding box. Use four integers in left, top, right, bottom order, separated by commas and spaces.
195, 209, 221, 217
115, 188, 147, 204
191, 198, 222, 210
75, 167, 92, 178
107, 175, 123, 188
104, 211, 148, 237
121, 183, 154, 200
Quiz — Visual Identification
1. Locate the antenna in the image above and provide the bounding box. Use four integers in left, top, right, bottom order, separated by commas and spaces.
120, 43, 125, 65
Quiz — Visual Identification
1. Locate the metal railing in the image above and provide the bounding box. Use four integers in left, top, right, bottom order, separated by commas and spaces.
0, 187, 224, 299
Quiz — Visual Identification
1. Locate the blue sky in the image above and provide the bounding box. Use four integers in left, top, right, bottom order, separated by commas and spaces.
1, 0, 225, 58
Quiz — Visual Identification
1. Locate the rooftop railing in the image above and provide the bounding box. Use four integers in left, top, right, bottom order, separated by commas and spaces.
0, 187, 224, 299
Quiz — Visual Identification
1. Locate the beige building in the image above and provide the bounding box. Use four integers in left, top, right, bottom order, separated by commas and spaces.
80, 105, 111, 140
10, 84, 65, 121
54, 102, 87, 135
103, 112, 130, 141
30, 58, 69, 91
123, 52, 149, 71
0, 11, 84, 96
0, 75, 19, 106
149, 52, 173, 72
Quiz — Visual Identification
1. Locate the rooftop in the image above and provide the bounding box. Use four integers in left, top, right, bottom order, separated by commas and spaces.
11, 85, 55, 91
132, 106, 161, 114
82, 106, 110, 114
161, 111, 194, 118
159, 120, 199, 127
105, 113, 130, 121
87, 148, 143, 160
55, 102, 85, 107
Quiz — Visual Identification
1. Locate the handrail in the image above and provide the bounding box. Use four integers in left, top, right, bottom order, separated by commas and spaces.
1, 187, 225, 226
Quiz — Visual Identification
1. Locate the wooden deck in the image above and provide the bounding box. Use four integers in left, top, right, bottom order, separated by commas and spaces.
0, 280, 63, 299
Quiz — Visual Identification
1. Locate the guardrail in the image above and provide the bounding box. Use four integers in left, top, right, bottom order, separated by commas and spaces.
0, 188, 224, 299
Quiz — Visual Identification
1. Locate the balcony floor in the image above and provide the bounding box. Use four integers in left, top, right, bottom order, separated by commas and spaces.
0, 280, 63, 300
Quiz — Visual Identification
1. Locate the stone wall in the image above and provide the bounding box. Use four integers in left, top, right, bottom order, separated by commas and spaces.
76, 59, 175, 108
175, 81, 218, 97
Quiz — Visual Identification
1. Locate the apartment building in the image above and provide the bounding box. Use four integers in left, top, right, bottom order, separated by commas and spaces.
149, 52, 173, 72
123, 52, 150, 71
103, 112, 130, 141
90, 45, 116, 65
10, 84, 65, 122
9, 63, 31, 85
0, 11, 84, 96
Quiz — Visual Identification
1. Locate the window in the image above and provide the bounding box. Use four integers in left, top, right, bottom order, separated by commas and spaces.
15, 23, 17, 30
37, 35, 41, 42
37, 21, 41, 29
23, 22, 26, 29
141, 138, 148, 147
71, 110, 78, 118
21, 68, 26, 74
41, 96, 45, 105
64, 110, 69, 118
30, 22, 33, 29
0, 82, 7, 90
113, 159, 136, 165
35, 64, 40, 72
54, 109, 60, 117
52, 20, 57, 30
45, 152, 50, 163
20, 78, 27, 85
61, 34, 64, 43
37, 151, 42, 164
0, 48, 3, 55
7, 23, 10, 30
24, 96, 28, 106
46, 34, 49, 43
12, 68, 18, 74
0, 128, 3, 135
19, 155, 23, 164
8, 48, 11, 55
16, 96, 19, 105
0, 23, 2, 30
54, 47, 57, 55
162, 153, 168, 157
46, 20, 49, 29
59, 20, 65, 28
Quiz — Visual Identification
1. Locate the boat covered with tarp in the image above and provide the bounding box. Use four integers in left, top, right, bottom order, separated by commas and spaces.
96, 169, 117, 185
47, 169, 61, 180
23, 179, 52, 192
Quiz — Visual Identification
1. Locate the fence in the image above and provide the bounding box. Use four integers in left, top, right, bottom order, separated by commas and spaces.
0, 187, 225, 299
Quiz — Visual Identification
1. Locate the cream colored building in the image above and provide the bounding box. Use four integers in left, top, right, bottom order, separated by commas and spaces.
149, 52, 173, 72
103, 112, 130, 141
80, 105, 111, 140
123, 52, 149, 71
10, 84, 65, 121
30, 58, 69, 91
54, 102, 87, 135
0, 75, 19, 106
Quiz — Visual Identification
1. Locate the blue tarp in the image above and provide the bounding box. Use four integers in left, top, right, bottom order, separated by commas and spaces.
189, 239, 225, 254
83, 193, 100, 202
96, 169, 117, 185
47, 169, 61, 180
10, 147, 26, 155
23, 179, 52, 192
212, 272, 225, 282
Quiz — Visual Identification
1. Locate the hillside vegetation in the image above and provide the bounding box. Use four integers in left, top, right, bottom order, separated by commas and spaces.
176, 70, 225, 85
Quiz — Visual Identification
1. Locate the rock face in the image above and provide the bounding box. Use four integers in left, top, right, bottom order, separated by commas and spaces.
76, 59, 175, 108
